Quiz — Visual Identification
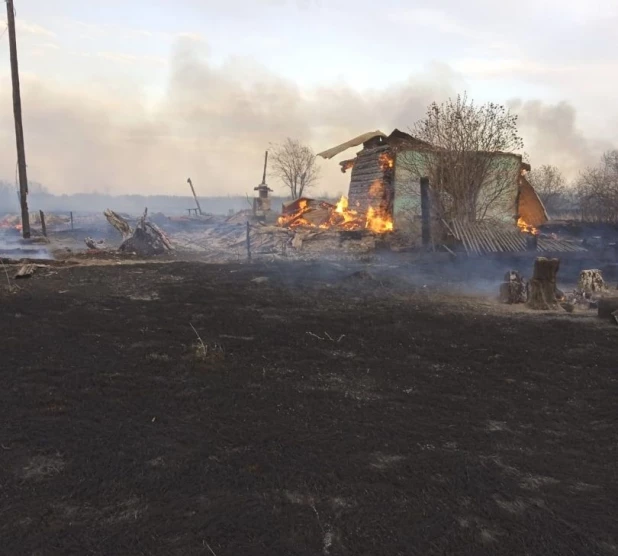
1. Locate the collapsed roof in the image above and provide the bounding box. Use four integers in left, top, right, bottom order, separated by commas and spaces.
318, 129, 530, 163
317, 131, 387, 160
317, 129, 435, 160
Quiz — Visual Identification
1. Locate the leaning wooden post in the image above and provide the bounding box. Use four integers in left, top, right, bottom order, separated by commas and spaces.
39, 210, 47, 237
246, 221, 251, 261
70, 211, 74, 230
420, 177, 431, 248
527, 257, 560, 310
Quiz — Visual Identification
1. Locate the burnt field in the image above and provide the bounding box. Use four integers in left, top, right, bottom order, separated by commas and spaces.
1, 260, 617, 555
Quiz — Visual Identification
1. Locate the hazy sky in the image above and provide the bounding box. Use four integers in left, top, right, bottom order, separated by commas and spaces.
0, 0, 616, 197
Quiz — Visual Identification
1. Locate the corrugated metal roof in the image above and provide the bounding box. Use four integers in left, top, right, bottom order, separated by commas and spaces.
317, 131, 387, 160
447, 220, 587, 255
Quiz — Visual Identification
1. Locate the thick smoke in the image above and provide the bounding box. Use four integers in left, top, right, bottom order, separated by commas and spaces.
0, 34, 612, 197
509, 99, 613, 180
0, 38, 457, 197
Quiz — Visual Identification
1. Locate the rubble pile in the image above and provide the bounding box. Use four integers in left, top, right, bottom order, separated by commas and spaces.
277, 196, 393, 234
497, 264, 617, 316
87, 209, 172, 256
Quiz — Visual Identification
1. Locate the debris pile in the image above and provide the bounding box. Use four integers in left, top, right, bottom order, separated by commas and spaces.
496, 261, 613, 314
577, 269, 606, 295
449, 219, 587, 255
118, 212, 172, 256
558, 269, 610, 309
499, 270, 527, 304
277, 196, 393, 234
84, 237, 108, 250
86, 209, 173, 256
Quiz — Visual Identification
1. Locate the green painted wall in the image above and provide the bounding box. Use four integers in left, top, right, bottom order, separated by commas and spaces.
393, 149, 521, 228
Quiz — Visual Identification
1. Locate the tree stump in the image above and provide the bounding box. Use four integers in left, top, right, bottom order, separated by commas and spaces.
577, 269, 606, 295
499, 270, 527, 304
527, 257, 560, 310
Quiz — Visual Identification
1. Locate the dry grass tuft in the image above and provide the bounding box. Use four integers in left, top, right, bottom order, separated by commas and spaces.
190, 323, 226, 363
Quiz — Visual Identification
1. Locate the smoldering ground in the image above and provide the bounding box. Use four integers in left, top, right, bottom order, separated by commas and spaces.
240, 254, 569, 298
1, 259, 617, 555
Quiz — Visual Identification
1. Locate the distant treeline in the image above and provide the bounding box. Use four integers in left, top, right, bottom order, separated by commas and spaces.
0, 181, 312, 215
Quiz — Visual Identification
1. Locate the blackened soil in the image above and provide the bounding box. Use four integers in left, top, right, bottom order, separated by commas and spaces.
1, 261, 617, 556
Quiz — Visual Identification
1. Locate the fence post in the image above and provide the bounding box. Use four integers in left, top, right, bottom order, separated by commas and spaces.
246, 221, 251, 261
420, 177, 431, 247
39, 210, 47, 237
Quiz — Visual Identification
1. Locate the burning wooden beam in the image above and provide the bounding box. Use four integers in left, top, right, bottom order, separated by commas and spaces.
339, 159, 355, 173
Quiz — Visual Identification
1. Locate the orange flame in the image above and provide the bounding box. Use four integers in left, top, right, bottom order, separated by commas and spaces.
333, 196, 361, 227
335, 196, 348, 213
277, 199, 312, 228
517, 217, 539, 235
378, 153, 394, 171
0, 215, 23, 231
366, 206, 394, 233
277, 195, 393, 234
368, 180, 384, 198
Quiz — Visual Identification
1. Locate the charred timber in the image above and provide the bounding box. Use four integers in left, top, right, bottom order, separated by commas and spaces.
339, 159, 355, 173
578, 269, 606, 294
499, 270, 527, 304
348, 147, 394, 213
525, 234, 538, 251
14, 263, 35, 279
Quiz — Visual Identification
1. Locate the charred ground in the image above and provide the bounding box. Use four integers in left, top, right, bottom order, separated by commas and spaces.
1, 260, 617, 555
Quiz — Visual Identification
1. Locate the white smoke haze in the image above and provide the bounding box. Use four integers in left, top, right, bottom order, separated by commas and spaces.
0, 35, 613, 197
510, 99, 613, 181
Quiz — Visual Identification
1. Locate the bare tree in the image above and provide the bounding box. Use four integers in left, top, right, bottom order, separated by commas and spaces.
401, 93, 524, 222
527, 165, 569, 216
271, 138, 320, 199
575, 150, 618, 222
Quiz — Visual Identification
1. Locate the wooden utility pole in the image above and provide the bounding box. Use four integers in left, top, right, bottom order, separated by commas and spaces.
6, 0, 30, 238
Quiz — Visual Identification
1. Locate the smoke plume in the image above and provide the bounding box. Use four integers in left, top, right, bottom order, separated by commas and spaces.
509, 99, 613, 180
0, 36, 611, 197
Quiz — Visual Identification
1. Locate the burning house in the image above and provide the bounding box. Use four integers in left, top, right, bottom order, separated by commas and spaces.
319, 129, 547, 228
318, 130, 432, 216
277, 131, 400, 233
317, 129, 555, 251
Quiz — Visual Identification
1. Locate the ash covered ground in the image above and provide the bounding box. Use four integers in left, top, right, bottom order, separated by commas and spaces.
0, 259, 617, 555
